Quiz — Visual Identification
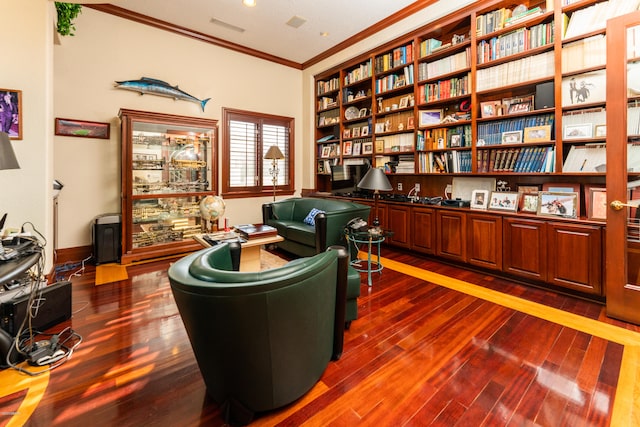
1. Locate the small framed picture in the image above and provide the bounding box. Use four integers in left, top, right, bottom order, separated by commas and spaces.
399, 96, 409, 109
361, 126, 369, 136
564, 123, 593, 140
507, 102, 531, 114
55, 118, 111, 139
587, 187, 607, 220
418, 109, 443, 126
407, 116, 415, 130
542, 182, 581, 216
0, 89, 22, 139
359, 107, 368, 118
480, 101, 497, 118
521, 193, 539, 213
523, 125, 551, 143
352, 127, 360, 138
450, 134, 462, 147
343, 128, 351, 138
471, 189, 489, 210
321, 146, 331, 158
488, 191, 519, 212
352, 142, 362, 155
501, 130, 523, 144
537, 191, 578, 218
343, 141, 353, 156
362, 142, 373, 154
375, 123, 385, 134
375, 140, 384, 153
595, 124, 606, 138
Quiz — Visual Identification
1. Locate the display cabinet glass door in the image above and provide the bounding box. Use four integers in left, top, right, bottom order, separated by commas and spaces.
605, 11, 640, 325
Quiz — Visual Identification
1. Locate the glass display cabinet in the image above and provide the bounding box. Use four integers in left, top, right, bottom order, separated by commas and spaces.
119, 109, 218, 264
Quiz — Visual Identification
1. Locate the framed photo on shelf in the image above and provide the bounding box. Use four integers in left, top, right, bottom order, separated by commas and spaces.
418, 109, 442, 126
537, 191, 579, 218
501, 130, 523, 144
359, 108, 368, 118
561, 70, 606, 106
595, 124, 607, 137
343, 128, 351, 138
321, 146, 331, 158
375, 140, 384, 153
523, 125, 551, 143
399, 96, 409, 109
0, 88, 22, 139
542, 182, 581, 216
450, 134, 462, 147
343, 141, 353, 156
507, 102, 531, 114
564, 123, 593, 140
407, 116, 415, 130
470, 190, 489, 210
375, 123, 385, 134
586, 187, 607, 220
352, 127, 361, 138
352, 142, 362, 156
488, 191, 519, 212
480, 101, 498, 118
521, 192, 539, 213
362, 142, 373, 155
361, 126, 369, 136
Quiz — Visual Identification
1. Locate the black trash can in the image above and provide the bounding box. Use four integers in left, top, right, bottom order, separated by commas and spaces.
92, 214, 121, 264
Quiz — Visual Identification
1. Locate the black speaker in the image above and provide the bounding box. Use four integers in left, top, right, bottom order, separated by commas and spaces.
0, 281, 72, 336
535, 81, 555, 110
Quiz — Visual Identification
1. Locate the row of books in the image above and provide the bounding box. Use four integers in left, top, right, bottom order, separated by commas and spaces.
477, 146, 555, 173
418, 38, 448, 57
395, 155, 416, 174
375, 65, 414, 94
563, 0, 640, 40
477, 114, 555, 146
418, 48, 470, 80
417, 73, 470, 103
476, 51, 554, 92
561, 35, 605, 74
477, 22, 554, 65
344, 61, 372, 86
476, 7, 514, 36
418, 150, 473, 173
317, 77, 339, 96
563, 144, 606, 172
317, 96, 337, 111
374, 43, 414, 74
417, 125, 472, 150
377, 133, 414, 153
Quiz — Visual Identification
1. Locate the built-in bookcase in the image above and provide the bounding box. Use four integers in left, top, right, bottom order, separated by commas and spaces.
314, 0, 639, 193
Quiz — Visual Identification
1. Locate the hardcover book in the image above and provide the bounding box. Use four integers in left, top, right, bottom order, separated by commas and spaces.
234, 224, 278, 239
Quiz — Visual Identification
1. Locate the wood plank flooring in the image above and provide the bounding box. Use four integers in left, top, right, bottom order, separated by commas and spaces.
1, 247, 639, 426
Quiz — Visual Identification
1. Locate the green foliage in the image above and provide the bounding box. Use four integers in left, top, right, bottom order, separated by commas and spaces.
55, 2, 82, 37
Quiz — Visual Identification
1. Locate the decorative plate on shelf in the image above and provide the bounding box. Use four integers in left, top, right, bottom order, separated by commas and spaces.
345, 106, 359, 120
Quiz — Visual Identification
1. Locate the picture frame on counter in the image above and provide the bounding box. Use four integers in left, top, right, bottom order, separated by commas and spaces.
488, 191, 519, 212
537, 191, 579, 218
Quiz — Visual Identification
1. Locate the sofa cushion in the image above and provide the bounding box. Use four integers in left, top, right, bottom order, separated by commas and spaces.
303, 208, 325, 226
286, 223, 317, 247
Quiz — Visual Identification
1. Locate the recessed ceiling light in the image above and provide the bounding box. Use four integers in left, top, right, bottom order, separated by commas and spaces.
320, 32, 329, 37
243, 0, 256, 7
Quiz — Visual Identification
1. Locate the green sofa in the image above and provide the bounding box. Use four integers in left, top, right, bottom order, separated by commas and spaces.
262, 197, 371, 327
168, 243, 349, 425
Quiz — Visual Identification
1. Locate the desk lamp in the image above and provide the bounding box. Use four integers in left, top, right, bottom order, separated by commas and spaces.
0, 132, 19, 170
357, 167, 392, 235
264, 145, 285, 202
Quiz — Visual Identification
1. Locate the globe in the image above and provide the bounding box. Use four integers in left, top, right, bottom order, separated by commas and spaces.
199, 195, 225, 221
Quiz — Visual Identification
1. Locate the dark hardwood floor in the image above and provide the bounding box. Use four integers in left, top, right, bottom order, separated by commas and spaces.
1, 247, 638, 426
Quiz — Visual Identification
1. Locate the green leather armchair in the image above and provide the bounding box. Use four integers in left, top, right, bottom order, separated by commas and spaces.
168, 242, 349, 425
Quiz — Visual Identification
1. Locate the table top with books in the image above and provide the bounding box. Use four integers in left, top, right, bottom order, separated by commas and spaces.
194, 224, 282, 249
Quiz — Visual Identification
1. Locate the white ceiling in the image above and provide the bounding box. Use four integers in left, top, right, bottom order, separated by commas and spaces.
85, 0, 422, 65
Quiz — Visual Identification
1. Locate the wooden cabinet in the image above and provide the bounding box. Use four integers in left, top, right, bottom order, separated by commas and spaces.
467, 212, 502, 271
387, 204, 411, 248
502, 217, 547, 282
436, 210, 466, 262
411, 206, 436, 254
547, 222, 602, 295
119, 109, 218, 264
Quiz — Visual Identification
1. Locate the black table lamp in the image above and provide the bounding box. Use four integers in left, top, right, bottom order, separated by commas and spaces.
264, 145, 285, 202
0, 132, 19, 170
357, 167, 392, 233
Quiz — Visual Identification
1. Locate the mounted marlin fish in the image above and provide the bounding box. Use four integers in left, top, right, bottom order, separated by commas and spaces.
114, 77, 211, 112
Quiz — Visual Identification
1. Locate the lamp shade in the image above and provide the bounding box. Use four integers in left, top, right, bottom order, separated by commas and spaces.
357, 167, 392, 192
264, 145, 285, 160
0, 132, 19, 170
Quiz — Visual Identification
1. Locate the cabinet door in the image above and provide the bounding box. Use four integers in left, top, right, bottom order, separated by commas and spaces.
503, 217, 547, 282
411, 207, 436, 254
547, 222, 603, 295
467, 213, 502, 271
436, 210, 466, 262
387, 205, 410, 248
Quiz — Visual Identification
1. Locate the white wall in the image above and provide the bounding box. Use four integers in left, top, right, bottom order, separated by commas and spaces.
0, 1, 54, 268
54, 8, 303, 250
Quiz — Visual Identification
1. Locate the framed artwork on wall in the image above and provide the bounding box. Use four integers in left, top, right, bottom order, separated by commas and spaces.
0, 88, 22, 140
